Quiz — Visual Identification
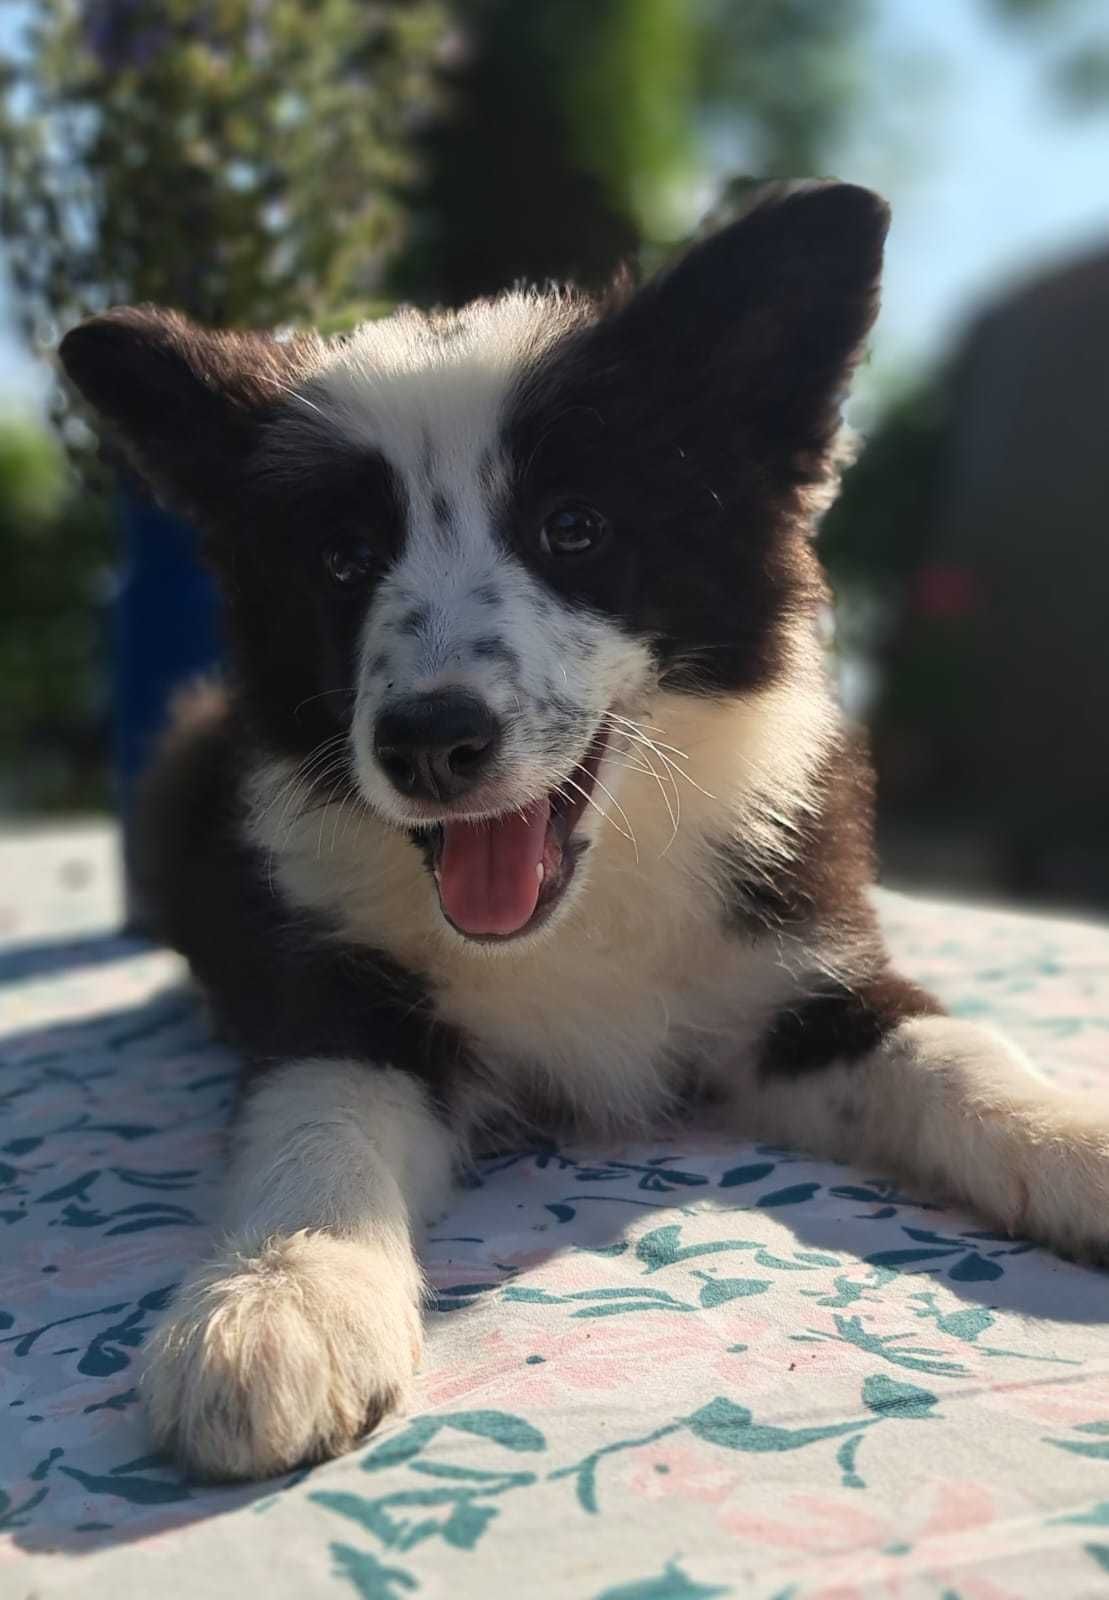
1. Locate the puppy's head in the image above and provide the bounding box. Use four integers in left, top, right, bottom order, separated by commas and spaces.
60, 181, 888, 947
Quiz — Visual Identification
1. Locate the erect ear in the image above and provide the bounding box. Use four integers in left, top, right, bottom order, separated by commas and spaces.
612, 181, 890, 487
58, 307, 320, 524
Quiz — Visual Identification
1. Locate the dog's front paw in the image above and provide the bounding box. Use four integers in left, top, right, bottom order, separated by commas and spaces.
1017, 1099, 1109, 1266
141, 1231, 422, 1481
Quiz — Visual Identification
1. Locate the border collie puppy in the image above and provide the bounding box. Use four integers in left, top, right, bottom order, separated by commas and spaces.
60, 183, 1109, 1483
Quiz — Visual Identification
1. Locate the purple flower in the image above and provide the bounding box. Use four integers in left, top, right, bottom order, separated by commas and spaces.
81, 1, 172, 72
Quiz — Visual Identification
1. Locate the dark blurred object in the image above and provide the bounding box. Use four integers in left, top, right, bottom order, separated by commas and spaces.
395, 0, 873, 305
828, 244, 1109, 909
393, 1, 644, 303
113, 486, 221, 827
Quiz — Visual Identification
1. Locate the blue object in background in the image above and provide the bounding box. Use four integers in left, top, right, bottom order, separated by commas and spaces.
113, 485, 222, 827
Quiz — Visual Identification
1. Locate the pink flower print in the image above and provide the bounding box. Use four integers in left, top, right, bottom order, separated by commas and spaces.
721, 1493, 887, 1555
983, 1372, 1109, 1429
721, 1483, 1009, 1600
626, 1440, 742, 1507
0, 1234, 191, 1304
30, 1375, 141, 1443
916, 1480, 1000, 1540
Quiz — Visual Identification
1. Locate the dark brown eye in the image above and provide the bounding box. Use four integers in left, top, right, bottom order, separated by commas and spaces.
325, 539, 374, 587
539, 503, 610, 559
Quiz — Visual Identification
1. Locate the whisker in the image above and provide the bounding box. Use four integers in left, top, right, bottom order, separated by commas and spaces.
273, 755, 352, 855
617, 728, 718, 803
583, 770, 640, 864
292, 686, 357, 719
601, 710, 693, 764
557, 774, 635, 847
273, 752, 351, 836
254, 734, 350, 832
315, 775, 352, 859
637, 742, 680, 853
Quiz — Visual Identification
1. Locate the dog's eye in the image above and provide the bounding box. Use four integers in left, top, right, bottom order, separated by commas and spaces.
324, 539, 375, 587
539, 503, 610, 559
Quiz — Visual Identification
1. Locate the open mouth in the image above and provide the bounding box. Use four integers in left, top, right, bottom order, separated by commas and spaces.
427, 728, 610, 942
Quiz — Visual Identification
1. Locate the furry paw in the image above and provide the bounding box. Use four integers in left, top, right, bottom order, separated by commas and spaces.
141, 1230, 423, 1481
1013, 1102, 1109, 1266
897, 1018, 1109, 1264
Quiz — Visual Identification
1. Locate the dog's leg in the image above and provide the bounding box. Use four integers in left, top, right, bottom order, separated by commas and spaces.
749, 999, 1109, 1262
141, 1058, 454, 1480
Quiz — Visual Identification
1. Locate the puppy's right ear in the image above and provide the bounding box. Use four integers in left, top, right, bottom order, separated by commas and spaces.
58, 307, 319, 524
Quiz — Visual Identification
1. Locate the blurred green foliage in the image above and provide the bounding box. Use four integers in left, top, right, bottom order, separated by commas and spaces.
0, 0, 447, 343
988, 0, 1109, 111
0, 416, 111, 810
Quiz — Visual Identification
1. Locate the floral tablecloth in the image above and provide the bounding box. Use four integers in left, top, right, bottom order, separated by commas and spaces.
3, 823, 1109, 1599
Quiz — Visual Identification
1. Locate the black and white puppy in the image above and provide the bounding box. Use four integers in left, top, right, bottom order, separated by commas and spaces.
59, 183, 1109, 1483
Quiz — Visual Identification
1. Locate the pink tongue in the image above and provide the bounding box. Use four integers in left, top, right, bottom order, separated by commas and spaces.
438, 798, 551, 936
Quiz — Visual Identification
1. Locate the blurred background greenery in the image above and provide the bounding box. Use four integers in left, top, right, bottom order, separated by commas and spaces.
1, 0, 1108, 908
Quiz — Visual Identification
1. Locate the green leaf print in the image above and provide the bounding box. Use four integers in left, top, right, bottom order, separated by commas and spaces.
717, 1162, 775, 1188
1054, 1501, 1109, 1527
908, 1292, 995, 1342
315, 1412, 544, 1553
686, 1397, 871, 1453
360, 1420, 444, 1475
797, 1314, 968, 1377
1047, 1422, 1109, 1461
0, 1484, 50, 1531
330, 1543, 418, 1598
694, 1273, 771, 1307
755, 1183, 821, 1208
836, 1432, 867, 1490
861, 1375, 939, 1420
55, 1462, 192, 1504
636, 1224, 758, 1275
549, 1424, 684, 1513
439, 1411, 546, 1452
360, 1411, 546, 1476
594, 1558, 731, 1598
313, 1484, 516, 1553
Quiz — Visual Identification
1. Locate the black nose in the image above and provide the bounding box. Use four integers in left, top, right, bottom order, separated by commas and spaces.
374, 692, 502, 803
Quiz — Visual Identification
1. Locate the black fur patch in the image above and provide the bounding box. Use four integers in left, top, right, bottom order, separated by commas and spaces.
431, 489, 454, 530
398, 604, 431, 636
759, 972, 942, 1080
469, 636, 519, 668
501, 183, 888, 696
135, 693, 468, 1105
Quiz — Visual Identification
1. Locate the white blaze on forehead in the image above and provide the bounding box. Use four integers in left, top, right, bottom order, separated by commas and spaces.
306, 290, 586, 512
310, 294, 605, 694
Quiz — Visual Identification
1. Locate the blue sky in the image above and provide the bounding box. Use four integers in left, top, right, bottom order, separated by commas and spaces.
1, 0, 1108, 410
846, 0, 1109, 381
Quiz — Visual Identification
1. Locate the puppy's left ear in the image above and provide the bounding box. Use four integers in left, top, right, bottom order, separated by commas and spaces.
58, 307, 318, 528
614, 181, 890, 486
